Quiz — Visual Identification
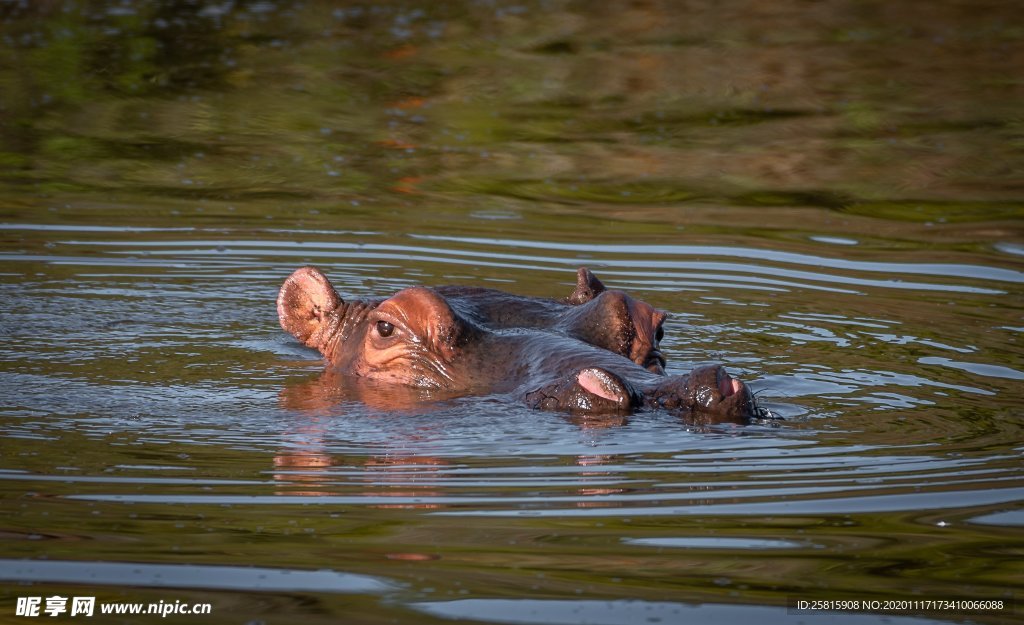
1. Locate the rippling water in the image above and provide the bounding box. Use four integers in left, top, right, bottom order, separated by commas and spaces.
3, 217, 1022, 623
2, 1, 1023, 623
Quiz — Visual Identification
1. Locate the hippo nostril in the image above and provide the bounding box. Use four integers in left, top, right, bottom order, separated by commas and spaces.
718, 372, 733, 398
644, 350, 666, 374
714, 366, 745, 399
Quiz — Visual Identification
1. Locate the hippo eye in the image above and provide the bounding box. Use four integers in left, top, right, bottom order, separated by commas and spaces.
376, 320, 395, 338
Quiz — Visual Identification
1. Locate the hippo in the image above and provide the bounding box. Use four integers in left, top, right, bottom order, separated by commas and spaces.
435, 267, 667, 373
277, 266, 761, 424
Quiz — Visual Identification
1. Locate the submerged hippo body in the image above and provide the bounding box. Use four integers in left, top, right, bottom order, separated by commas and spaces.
278, 266, 759, 424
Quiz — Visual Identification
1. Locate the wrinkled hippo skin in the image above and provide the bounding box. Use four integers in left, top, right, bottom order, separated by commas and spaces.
278, 266, 759, 424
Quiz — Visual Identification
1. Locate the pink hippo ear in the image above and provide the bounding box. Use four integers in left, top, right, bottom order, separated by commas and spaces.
277, 266, 343, 349
525, 366, 637, 415
565, 267, 607, 305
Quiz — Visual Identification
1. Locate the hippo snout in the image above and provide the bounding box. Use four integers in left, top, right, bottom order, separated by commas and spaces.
527, 363, 758, 425
647, 365, 758, 425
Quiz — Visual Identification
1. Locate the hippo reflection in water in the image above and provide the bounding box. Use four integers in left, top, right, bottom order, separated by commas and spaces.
278, 266, 762, 425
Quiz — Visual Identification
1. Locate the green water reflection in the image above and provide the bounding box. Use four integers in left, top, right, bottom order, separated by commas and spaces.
3, 0, 1022, 216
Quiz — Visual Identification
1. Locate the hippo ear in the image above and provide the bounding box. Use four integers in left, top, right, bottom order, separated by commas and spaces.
576, 368, 633, 407
277, 266, 343, 348
525, 367, 638, 415
565, 267, 606, 305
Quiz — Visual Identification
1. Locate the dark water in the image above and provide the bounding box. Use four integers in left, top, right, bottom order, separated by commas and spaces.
1, 1, 1022, 624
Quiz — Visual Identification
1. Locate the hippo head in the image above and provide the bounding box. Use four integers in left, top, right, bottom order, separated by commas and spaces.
279, 269, 478, 389
278, 266, 762, 425
436, 266, 668, 374
558, 285, 667, 374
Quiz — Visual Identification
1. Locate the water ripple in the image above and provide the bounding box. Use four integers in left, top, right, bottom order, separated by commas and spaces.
0, 559, 394, 594
410, 235, 1024, 283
